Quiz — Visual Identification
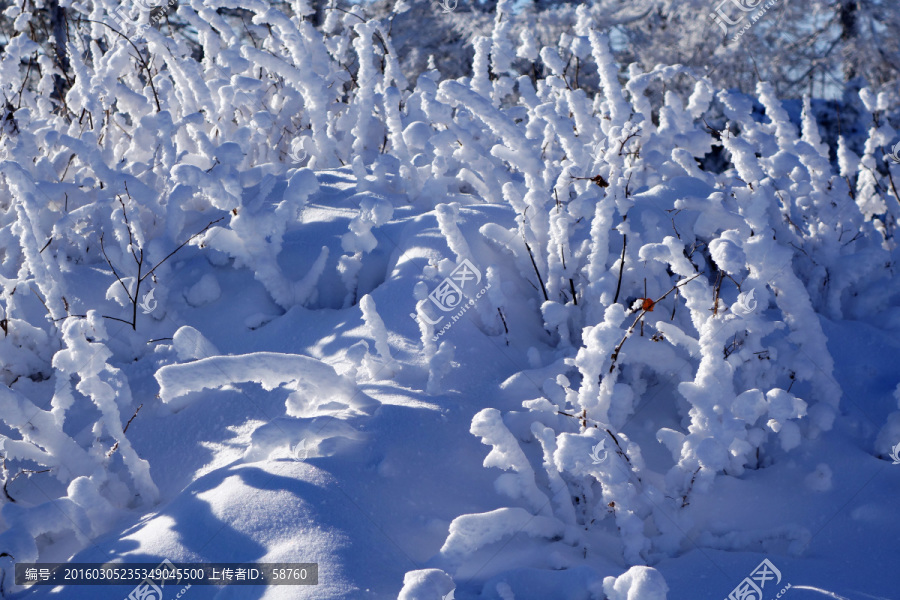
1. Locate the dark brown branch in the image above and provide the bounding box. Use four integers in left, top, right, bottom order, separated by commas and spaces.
613, 234, 626, 304
117, 193, 139, 264
609, 273, 702, 373
140, 217, 224, 283
519, 213, 548, 302
99, 233, 134, 303
3, 468, 51, 503
77, 19, 161, 112
28, 285, 50, 315
497, 308, 509, 337
618, 130, 641, 156
123, 403, 143, 433
107, 404, 143, 457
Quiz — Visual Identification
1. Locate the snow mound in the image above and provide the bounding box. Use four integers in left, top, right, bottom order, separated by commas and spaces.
244, 416, 366, 462
601, 566, 668, 600
804, 463, 833, 492
440, 507, 565, 561
185, 273, 221, 307
398, 568, 456, 600
172, 326, 219, 362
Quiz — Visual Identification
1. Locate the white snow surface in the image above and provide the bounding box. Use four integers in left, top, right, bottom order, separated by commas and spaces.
2, 165, 897, 600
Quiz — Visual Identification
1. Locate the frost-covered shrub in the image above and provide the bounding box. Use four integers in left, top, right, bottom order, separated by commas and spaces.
0, 312, 154, 588
395, 3, 897, 582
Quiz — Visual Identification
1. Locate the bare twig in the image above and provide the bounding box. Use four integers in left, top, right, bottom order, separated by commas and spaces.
710, 270, 724, 316
497, 308, 509, 341
3, 468, 51, 503
618, 129, 641, 156
100, 232, 135, 305
609, 273, 702, 373
520, 211, 549, 302
76, 19, 161, 112
107, 404, 143, 457
28, 285, 50, 315
102, 214, 224, 329
140, 217, 224, 284
523, 237, 549, 302
681, 467, 700, 507
123, 403, 143, 433
117, 194, 139, 263
569, 174, 609, 188
613, 234, 626, 304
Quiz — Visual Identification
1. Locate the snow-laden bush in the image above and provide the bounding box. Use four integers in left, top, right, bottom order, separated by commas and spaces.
0, 312, 153, 586
393, 3, 895, 580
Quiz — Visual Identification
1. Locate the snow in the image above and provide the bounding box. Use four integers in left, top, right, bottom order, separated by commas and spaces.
2, 3, 900, 600
440, 508, 566, 562
804, 464, 834, 493
359, 294, 398, 378
155, 352, 368, 416
601, 566, 668, 600
398, 569, 456, 600
172, 326, 220, 362
185, 273, 222, 307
